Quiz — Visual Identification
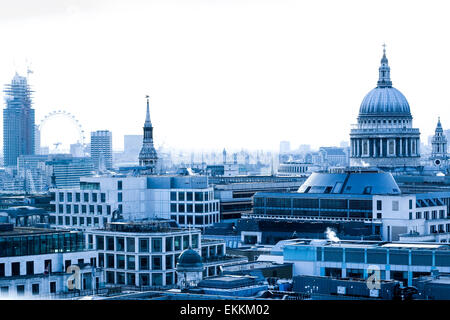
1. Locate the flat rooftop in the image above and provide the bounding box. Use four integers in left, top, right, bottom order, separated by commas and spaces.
0, 226, 72, 237
285, 238, 450, 251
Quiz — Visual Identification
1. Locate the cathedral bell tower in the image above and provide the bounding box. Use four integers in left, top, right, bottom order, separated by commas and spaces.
430, 117, 448, 167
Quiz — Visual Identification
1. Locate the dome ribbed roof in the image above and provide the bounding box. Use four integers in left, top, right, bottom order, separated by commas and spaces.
359, 45, 412, 117
359, 87, 411, 116
176, 248, 203, 272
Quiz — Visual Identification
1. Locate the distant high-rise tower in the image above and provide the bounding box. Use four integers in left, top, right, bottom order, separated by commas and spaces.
430, 117, 448, 167
90, 130, 113, 171
3, 73, 35, 166
222, 148, 227, 164
139, 96, 158, 174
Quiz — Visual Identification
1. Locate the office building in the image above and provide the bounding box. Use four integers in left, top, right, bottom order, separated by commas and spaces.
85, 221, 244, 287
50, 175, 220, 230
91, 130, 113, 171
3, 73, 35, 167
46, 155, 94, 189
240, 168, 450, 244
0, 223, 103, 297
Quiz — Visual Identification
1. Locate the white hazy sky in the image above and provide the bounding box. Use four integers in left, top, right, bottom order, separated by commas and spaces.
1, 0, 450, 152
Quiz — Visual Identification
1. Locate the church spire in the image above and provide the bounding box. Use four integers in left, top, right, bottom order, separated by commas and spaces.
436, 117, 443, 133
145, 95, 152, 126
139, 95, 158, 175
377, 43, 392, 88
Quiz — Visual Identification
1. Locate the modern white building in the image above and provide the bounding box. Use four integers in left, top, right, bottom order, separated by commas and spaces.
85, 221, 245, 288
50, 175, 220, 230
247, 169, 450, 244
0, 224, 104, 298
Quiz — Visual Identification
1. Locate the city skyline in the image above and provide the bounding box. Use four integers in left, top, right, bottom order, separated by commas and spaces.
1, 0, 450, 152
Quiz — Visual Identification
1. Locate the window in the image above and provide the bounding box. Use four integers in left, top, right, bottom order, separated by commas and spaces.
82, 205, 87, 214
0, 287, 7, 296
117, 180, 123, 190
377, 200, 382, 211
11, 262, 20, 276
170, 204, 177, 213
117, 272, 125, 284
187, 192, 193, 201
187, 204, 193, 213
116, 237, 125, 251
32, 284, 39, 295
16, 285, 25, 296
183, 235, 189, 249
377, 212, 382, 219
178, 204, 185, 213
409, 212, 412, 220
76, 193, 81, 202
425, 211, 430, 220
178, 192, 185, 201
92, 193, 98, 202
118, 193, 123, 202
0, 264, 4, 277
432, 211, 437, 220
152, 256, 162, 270
139, 238, 149, 253
26, 261, 34, 275
152, 273, 162, 286
106, 254, 115, 268
416, 212, 422, 219
106, 271, 115, 284
392, 201, 399, 211
139, 256, 149, 270
195, 204, 203, 213
165, 237, 173, 252
152, 238, 162, 252
116, 255, 125, 269
96, 236, 105, 250
50, 282, 56, 294
166, 255, 173, 269
126, 255, 135, 270
191, 234, 199, 249
89, 205, 95, 214
83, 193, 89, 202
59, 193, 64, 202
67, 193, 72, 202
409, 199, 413, 210
170, 192, 177, 201
195, 192, 203, 201
174, 236, 182, 251
101, 193, 106, 202
126, 238, 135, 252
106, 237, 115, 251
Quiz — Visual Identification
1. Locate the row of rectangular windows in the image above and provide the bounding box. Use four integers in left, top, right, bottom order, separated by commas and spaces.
170, 214, 219, 225
170, 202, 218, 213
56, 215, 107, 227
56, 204, 114, 215
411, 210, 447, 220
170, 191, 213, 202
99, 253, 175, 270
56, 192, 107, 203
92, 234, 199, 253
106, 270, 172, 287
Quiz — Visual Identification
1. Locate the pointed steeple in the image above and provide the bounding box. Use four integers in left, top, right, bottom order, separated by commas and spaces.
145, 95, 152, 127
139, 95, 158, 175
377, 43, 392, 88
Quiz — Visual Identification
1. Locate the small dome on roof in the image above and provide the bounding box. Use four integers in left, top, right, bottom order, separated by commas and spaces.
176, 248, 203, 272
